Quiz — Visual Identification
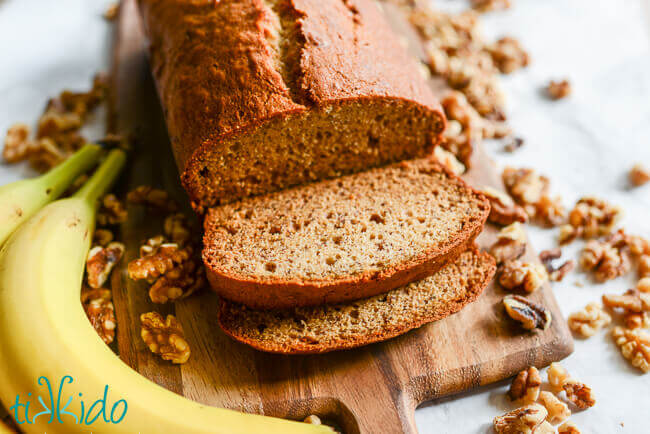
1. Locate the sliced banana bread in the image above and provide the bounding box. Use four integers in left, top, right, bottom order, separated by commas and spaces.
218, 248, 496, 354
139, 0, 445, 212
203, 158, 490, 309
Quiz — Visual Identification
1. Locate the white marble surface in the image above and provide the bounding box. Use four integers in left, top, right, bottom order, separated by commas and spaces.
0, 1, 649, 433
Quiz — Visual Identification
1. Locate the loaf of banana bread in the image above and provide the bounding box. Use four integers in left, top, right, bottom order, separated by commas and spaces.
139, 0, 446, 212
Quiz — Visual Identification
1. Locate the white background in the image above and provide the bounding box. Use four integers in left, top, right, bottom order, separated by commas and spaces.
0, 1, 649, 433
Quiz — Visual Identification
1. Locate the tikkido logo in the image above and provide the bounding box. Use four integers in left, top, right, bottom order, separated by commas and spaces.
8, 376, 128, 426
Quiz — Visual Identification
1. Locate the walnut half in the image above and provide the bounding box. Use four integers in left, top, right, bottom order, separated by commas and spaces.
563, 380, 596, 409
508, 366, 541, 403
140, 312, 190, 364
499, 260, 548, 293
493, 403, 547, 434
482, 186, 528, 226
567, 302, 612, 338
612, 326, 650, 373
503, 295, 552, 331
86, 242, 125, 289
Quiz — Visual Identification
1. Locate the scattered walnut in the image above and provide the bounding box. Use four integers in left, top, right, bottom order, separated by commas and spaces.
503, 294, 552, 331
558, 421, 581, 434
86, 242, 125, 289
93, 228, 114, 247
96, 194, 128, 226
486, 37, 530, 74
2, 123, 32, 163
104, 2, 119, 20
624, 312, 650, 330
499, 260, 548, 293
558, 224, 579, 245
139, 235, 166, 257
24, 137, 68, 172
637, 277, 650, 293
149, 259, 205, 304
490, 222, 527, 264
433, 145, 466, 175
303, 415, 322, 425
567, 302, 612, 338
547, 80, 571, 100
493, 403, 547, 434
580, 238, 631, 282
627, 234, 650, 256
502, 167, 564, 226
164, 213, 192, 245
81, 288, 116, 345
602, 289, 650, 314
547, 362, 570, 390
482, 186, 528, 225
471, 0, 511, 12
538, 391, 570, 424
629, 164, 650, 187
539, 248, 575, 282
127, 185, 178, 212
128, 243, 191, 281
568, 197, 622, 240
563, 380, 595, 409
140, 312, 190, 364
612, 326, 650, 373
639, 255, 650, 279
508, 366, 541, 403
503, 136, 524, 153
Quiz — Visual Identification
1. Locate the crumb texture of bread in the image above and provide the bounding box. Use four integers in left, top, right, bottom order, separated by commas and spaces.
203, 158, 490, 309
139, 0, 446, 211
218, 249, 496, 354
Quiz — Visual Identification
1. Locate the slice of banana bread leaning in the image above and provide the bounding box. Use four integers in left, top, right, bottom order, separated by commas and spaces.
139, 0, 446, 212
203, 158, 490, 310
218, 248, 496, 354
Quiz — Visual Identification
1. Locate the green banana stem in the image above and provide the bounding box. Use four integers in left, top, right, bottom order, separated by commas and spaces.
38, 143, 103, 198
74, 149, 127, 208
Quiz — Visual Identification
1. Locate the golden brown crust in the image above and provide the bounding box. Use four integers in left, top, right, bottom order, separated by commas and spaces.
218, 248, 496, 354
203, 158, 491, 309
139, 0, 445, 209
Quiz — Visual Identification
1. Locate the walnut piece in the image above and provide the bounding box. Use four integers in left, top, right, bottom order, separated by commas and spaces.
627, 234, 650, 256
128, 243, 191, 281
558, 421, 581, 434
580, 238, 631, 282
303, 415, 321, 425
538, 390, 570, 424
640, 255, 650, 279
486, 37, 530, 74
482, 186, 528, 225
104, 2, 119, 20
97, 194, 128, 226
629, 164, 650, 187
503, 294, 552, 331
503, 136, 524, 153
568, 197, 622, 240
493, 403, 547, 434
149, 259, 206, 304
624, 312, 650, 330
2, 123, 31, 163
535, 421, 555, 434
93, 228, 114, 247
612, 326, 650, 373
567, 302, 612, 338
81, 288, 116, 345
539, 248, 575, 282
490, 222, 527, 264
602, 289, 650, 314
140, 312, 190, 364
637, 277, 650, 293
127, 185, 178, 212
433, 145, 465, 175
471, 0, 511, 12
502, 167, 565, 226
547, 80, 571, 100
86, 242, 125, 289
164, 213, 192, 245
508, 366, 541, 403
547, 362, 570, 390
139, 235, 166, 257
563, 380, 595, 409
499, 260, 548, 293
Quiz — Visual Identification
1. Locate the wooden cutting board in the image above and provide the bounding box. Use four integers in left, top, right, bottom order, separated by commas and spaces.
109, 1, 573, 432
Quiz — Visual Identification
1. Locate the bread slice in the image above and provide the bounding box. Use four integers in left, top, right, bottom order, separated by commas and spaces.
203, 158, 490, 309
218, 248, 496, 354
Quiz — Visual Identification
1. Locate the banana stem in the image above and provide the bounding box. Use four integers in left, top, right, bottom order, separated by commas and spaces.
74, 149, 127, 208
38, 143, 103, 197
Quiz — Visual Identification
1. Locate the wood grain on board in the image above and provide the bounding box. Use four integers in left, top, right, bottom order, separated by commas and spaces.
110, 1, 573, 433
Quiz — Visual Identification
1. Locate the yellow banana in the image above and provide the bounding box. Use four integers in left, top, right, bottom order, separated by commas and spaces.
0, 149, 329, 433
0, 143, 102, 246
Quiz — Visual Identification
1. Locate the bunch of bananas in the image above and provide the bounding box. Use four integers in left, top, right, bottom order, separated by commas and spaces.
0, 147, 328, 433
